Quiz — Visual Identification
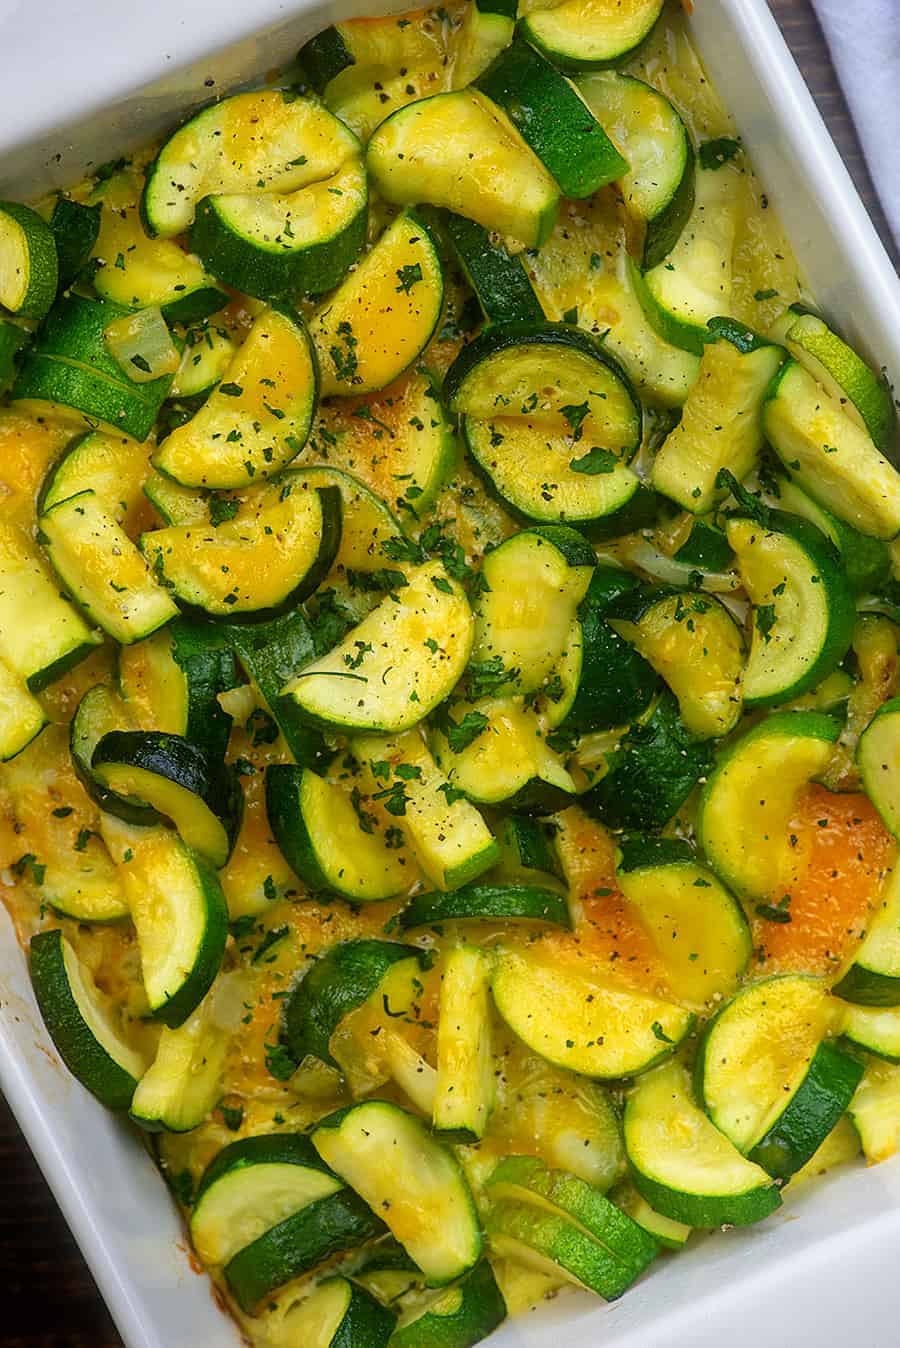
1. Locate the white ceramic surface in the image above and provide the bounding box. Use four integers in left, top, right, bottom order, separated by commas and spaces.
1, 2, 899, 1345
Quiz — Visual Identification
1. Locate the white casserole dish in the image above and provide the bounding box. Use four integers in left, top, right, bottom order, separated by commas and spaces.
1, 1, 900, 1344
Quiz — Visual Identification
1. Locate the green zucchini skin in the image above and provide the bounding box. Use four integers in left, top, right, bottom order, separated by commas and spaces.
520, 0, 664, 72
169, 619, 237, 762
475, 39, 628, 199
583, 693, 713, 831
70, 685, 161, 826
0, 321, 28, 395
281, 938, 425, 1068
48, 197, 101, 290
224, 1188, 386, 1313
388, 1260, 506, 1348
561, 567, 658, 735
748, 1040, 864, 1181
422, 206, 544, 324
297, 25, 355, 92
396, 883, 571, 930
194, 1132, 334, 1204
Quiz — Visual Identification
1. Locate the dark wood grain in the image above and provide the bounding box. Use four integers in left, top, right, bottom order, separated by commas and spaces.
0, 4, 895, 1345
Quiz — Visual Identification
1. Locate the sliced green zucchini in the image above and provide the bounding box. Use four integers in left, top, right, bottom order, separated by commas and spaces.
858, 696, 900, 844
697, 976, 863, 1179
389, 1259, 506, 1348
624, 1060, 782, 1227
475, 39, 627, 199
0, 657, 46, 762
610, 1181, 690, 1250
324, 61, 446, 145
635, 164, 741, 355
48, 196, 101, 290
12, 295, 176, 441
70, 684, 156, 825
265, 763, 410, 901
91, 170, 227, 322
772, 474, 891, 596
287, 467, 403, 578
152, 307, 317, 490
39, 490, 178, 645
763, 360, 900, 540
491, 943, 692, 1078
352, 730, 499, 890
310, 209, 443, 398
282, 938, 424, 1068
144, 471, 208, 526
471, 525, 595, 696
493, 813, 563, 886
848, 1058, 900, 1164
769, 307, 895, 451
726, 506, 855, 707
431, 695, 577, 814
833, 863, 900, 1008
29, 929, 146, 1111
578, 72, 694, 268
697, 710, 840, 901
225, 1188, 386, 1314
260, 1276, 396, 1348
92, 730, 242, 867
299, 18, 444, 93
101, 817, 229, 1027
615, 836, 751, 1006
398, 882, 569, 930
0, 320, 28, 395
651, 323, 785, 513
191, 1134, 342, 1265
38, 430, 149, 531
424, 207, 544, 325
841, 1004, 900, 1062
0, 200, 58, 318
583, 693, 714, 831
608, 586, 745, 739
520, 0, 663, 70
284, 562, 473, 734
170, 323, 238, 400
367, 90, 560, 249
130, 996, 227, 1132
312, 1100, 482, 1285
452, 0, 516, 87
140, 479, 340, 620
433, 945, 494, 1142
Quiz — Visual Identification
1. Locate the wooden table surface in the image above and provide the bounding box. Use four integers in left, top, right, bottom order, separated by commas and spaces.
1, 3, 897, 1346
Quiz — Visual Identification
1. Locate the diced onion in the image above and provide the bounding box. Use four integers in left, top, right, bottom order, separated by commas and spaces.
621, 538, 741, 593
104, 305, 180, 384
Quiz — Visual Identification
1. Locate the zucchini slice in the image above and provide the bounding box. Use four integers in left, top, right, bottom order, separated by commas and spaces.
286, 467, 404, 577
493, 813, 563, 886
101, 818, 229, 1027
260, 1276, 395, 1348
841, 1004, 900, 1062
152, 307, 318, 490
697, 710, 840, 901
140, 479, 340, 620
282, 938, 424, 1068
39, 430, 150, 531
615, 837, 751, 1006
763, 360, 900, 540
0, 657, 46, 763
389, 1260, 506, 1348
310, 209, 443, 397
769, 307, 896, 451
635, 164, 741, 356
225, 1188, 386, 1314
191, 1134, 342, 1266
48, 196, 101, 291
299, 18, 445, 93
284, 562, 473, 734
697, 976, 863, 1180
608, 586, 745, 739
447, 321, 641, 528
491, 944, 693, 1078
471, 525, 595, 696
611, 1181, 691, 1250
398, 882, 570, 930
431, 695, 578, 814
29, 929, 146, 1111
367, 90, 560, 249
170, 324, 238, 401
312, 1100, 482, 1285
452, 0, 516, 87
520, 0, 663, 71
833, 862, 900, 1008
353, 730, 499, 890
773, 474, 890, 596
583, 693, 714, 832
130, 995, 227, 1132
92, 730, 242, 867
857, 696, 900, 844
624, 1060, 782, 1228
91, 170, 227, 322
475, 39, 628, 199
651, 323, 785, 514
39, 490, 178, 645
434, 945, 494, 1142
0, 320, 28, 395
848, 1059, 900, 1164
144, 471, 208, 526
486, 1155, 657, 1296
0, 200, 58, 318
424, 207, 544, 325
70, 684, 157, 826
577, 72, 694, 268
726, 507, 855, 708
12, 295, 176, 441
143, 90, 367, 298
265, 763, 411, 901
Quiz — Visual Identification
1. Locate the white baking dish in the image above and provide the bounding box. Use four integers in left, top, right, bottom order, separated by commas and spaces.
2, 2, 900, 1345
